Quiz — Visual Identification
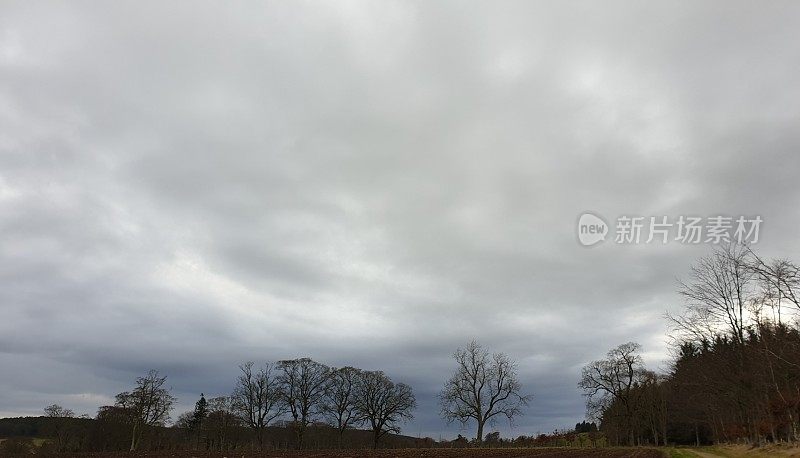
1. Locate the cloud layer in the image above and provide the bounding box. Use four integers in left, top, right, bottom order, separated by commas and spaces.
2, 0, 800, 438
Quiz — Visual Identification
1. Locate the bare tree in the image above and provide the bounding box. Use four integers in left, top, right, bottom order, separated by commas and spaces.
44, 404, 76, 451
438, 340, 531, 444
670, 243, 756, 345
277, 358, 331, 449
231, 362, 284, 450
114, 370, 176, 451
174, 410, 195, 429
746, 250, 800, 441
579, 342, 646, 446
44, 404, 75, 418
353, 370, 416, 448
322, 366, 362, 447
206, 396, 241, 451
749, 250, 800, 323
639, 371, 669, 446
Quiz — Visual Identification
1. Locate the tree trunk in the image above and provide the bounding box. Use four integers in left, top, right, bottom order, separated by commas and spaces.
129, 421, 138, 451
256, 427, 264, 452
476, 420, 485, 445
695, 422, 700, 447
297, 424, 305, 450
373, 429, 381, 449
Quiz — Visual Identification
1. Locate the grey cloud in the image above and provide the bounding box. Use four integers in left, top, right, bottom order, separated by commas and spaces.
2, 0, 800, 436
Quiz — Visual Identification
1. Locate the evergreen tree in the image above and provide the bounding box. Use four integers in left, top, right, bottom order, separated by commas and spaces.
191, 394, 208, 430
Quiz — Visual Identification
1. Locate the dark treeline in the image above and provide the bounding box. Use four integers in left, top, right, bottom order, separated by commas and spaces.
0, 416, 433, 454
0, 417, 609, 455
581, 244, 800, 447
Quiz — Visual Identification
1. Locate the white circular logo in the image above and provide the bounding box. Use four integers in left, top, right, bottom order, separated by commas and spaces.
577, 212, 608, 247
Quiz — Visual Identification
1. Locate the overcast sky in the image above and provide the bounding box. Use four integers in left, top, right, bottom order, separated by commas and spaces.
2, 0, 800, 439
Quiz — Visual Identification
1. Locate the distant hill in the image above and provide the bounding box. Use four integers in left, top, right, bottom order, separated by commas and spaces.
0, 416, 94, 438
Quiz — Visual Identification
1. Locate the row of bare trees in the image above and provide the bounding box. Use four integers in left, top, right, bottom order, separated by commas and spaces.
582, 244, 800, 446
172, 343, 533, 450
227, 359, 416, 450
39, 343, 532, 452
102, 360, 417, 451
42, 360, 416, 452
